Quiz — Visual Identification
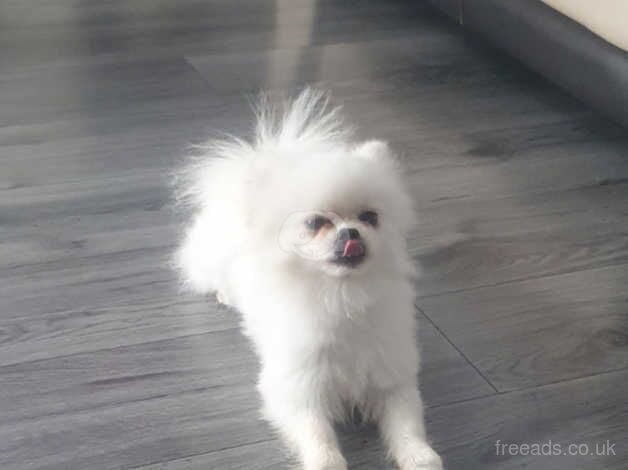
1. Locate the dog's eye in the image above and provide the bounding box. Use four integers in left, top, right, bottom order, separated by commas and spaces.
304, 215, 328, 231
358, 210, 378, 227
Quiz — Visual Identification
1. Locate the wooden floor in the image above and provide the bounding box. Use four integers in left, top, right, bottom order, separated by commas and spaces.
1, 1, 627, 469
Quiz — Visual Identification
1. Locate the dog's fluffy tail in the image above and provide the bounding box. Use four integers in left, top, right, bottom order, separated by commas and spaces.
174, 142, 252, 293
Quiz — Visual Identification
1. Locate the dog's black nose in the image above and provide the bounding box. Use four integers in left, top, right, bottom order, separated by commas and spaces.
333, 228, 366, 267
337, 227, 360, 241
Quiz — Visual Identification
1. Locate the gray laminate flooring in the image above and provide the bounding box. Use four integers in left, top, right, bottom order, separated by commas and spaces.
1, 1, 627, 469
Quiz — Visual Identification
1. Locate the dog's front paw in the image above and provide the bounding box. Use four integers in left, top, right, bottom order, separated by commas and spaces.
304, 447, 347, 470
397, 441, 443, 470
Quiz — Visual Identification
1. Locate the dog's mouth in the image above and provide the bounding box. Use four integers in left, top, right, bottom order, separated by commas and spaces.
331, 239, 366, 268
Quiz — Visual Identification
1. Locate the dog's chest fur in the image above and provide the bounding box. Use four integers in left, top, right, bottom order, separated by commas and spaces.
237, 271, 420, 414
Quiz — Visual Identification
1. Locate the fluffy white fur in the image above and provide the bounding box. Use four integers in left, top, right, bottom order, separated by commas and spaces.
175, 89, 443, 470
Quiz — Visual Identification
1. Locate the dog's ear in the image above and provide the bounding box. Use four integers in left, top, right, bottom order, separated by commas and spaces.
353, 140, 392, 162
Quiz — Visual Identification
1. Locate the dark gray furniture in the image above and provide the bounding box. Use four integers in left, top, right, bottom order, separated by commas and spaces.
430, 0, 628, 128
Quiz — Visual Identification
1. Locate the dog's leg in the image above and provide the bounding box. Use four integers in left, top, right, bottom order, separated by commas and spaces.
377, 384, 443, 470
262, 394, 346, 470
293, 411, 346, 470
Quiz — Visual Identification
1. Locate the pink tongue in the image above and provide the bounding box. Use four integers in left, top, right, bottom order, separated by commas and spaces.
343, 239, 364, 257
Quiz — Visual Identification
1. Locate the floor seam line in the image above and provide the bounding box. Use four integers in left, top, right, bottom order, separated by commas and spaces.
0, 324, 239, 370
416, 304, 499, 393
127, 437, 278, 469
417, 258, 628, 300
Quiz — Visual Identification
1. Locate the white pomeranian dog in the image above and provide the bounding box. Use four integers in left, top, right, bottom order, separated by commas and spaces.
175, 89, 443, 470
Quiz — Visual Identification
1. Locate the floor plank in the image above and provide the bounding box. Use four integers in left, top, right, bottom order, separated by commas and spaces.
419, 263, 628, 390
0, 1, 443, 69
0, 57, 210, 127
412, 180, 628, 296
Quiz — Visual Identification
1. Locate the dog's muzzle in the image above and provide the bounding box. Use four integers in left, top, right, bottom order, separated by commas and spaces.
332, 228, 366, 267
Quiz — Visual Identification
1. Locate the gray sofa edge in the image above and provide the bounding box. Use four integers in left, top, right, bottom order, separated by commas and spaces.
429, 0, 628, 128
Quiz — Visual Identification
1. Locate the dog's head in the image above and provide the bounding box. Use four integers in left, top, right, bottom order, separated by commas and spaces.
176, 89, 417, 293
253, 139, 416, 278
